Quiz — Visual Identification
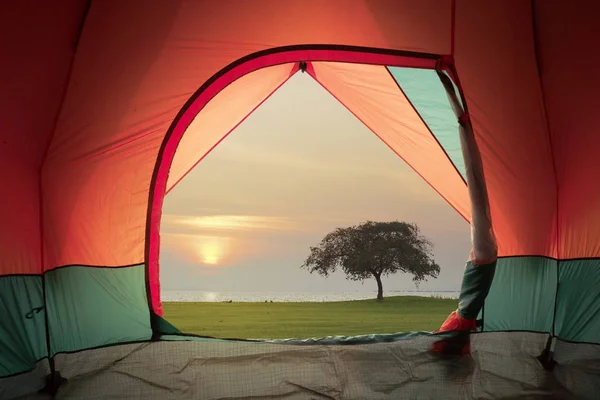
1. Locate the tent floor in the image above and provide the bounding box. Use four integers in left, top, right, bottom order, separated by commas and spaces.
3, 332, 599, 399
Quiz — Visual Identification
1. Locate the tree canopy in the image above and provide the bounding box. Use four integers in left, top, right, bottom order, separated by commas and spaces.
301, 221, 440, 301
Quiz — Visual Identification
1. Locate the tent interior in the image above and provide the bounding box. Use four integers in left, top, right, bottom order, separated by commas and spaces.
2, 1, 600, 399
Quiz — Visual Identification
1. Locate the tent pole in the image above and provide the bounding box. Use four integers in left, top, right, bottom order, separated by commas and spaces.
38, 276, 67, 397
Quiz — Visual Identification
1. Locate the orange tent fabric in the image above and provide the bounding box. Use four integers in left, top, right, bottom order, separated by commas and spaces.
166, 64, 298, 193
454, 0, 557, 258
308, 61, 470, 220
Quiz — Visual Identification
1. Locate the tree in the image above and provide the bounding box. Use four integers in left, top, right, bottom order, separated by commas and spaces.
301, 221, 440, 301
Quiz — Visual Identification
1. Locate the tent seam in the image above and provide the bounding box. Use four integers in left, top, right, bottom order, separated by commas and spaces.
36, 1, 92, 378
450, 0, 456, 55
530, 0, 560, 338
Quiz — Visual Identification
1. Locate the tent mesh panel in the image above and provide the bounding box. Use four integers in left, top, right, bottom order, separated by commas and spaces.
2, 332, 598, 399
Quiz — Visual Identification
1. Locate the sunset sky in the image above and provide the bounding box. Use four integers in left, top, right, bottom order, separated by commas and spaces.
160, 72, 470, 293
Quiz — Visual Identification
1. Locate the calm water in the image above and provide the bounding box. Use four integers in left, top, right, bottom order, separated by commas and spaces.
162, 290, 460, 303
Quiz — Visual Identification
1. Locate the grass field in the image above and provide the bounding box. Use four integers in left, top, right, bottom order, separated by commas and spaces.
163, 296, 456, 339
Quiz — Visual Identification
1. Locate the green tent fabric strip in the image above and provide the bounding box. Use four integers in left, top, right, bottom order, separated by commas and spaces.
160, 331, 456, 346
0, 275, 47, 377
152, 311, 182, 335
482, 257, 557, 333
483, 256, 600, 344
261, 331, 454, 345
387, 66, 466, 180
44, 264, 153, 356
0, 265, 152, 378
555, 259, 600, 343
2, 257, 600, 378
458, 260, 496, 320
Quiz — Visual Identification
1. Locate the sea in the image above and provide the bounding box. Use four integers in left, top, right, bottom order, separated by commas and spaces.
162, 290, 460, 303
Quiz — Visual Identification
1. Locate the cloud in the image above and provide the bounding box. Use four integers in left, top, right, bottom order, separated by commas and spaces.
162, 214, 297, 232
161, 213, 357, 237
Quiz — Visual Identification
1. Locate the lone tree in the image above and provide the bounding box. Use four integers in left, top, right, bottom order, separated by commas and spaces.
301, 221, 440, 301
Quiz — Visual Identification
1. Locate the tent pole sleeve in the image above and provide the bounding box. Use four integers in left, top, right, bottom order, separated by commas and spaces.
436, 69, 497, 264
436, 68, 498, 321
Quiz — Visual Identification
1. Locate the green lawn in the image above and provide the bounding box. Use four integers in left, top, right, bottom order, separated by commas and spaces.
163, 296, 456, 339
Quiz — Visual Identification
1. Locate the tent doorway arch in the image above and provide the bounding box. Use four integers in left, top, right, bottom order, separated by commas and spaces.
146, 45, 467, 319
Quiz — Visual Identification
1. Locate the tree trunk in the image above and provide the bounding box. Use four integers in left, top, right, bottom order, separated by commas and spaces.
374, 273, 384, 302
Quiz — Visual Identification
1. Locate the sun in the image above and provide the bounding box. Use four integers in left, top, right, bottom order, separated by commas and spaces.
197, 239, 226, 266
202, 255, 219, 265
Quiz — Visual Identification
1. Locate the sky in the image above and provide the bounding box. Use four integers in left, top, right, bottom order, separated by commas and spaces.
160, 72, 470, 293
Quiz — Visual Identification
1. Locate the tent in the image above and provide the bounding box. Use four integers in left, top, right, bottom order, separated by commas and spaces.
2, 1, 600, 398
